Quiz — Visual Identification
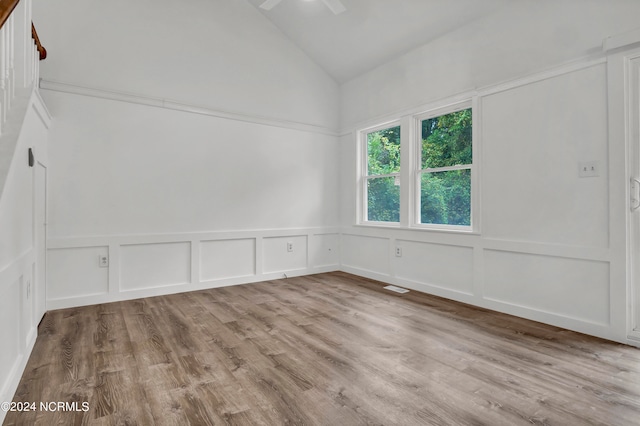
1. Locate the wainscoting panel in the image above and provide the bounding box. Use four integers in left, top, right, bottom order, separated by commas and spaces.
484, 250, 610, 325
263, 235, 308, 274
48, 246, 109, 300
200, 238, 256, 282
0, 276, 21, 395
341, 234, 390, 275
120, 242, 191, 291
0, 250, 39, 416
395, 240, 474, 294
46, 227, 339, 309
309, 233, 340, 268
22, 267, 34, 348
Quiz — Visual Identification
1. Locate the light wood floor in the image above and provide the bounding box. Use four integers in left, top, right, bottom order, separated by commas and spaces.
4, 272, 640, 425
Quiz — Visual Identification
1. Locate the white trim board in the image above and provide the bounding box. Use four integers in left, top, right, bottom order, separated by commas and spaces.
603, 27, 640, 53
39, 79, 339, 137
48, 227, 341, 248
341, 55, 607, 134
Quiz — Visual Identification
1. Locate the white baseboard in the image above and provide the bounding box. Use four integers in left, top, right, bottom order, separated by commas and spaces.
339, 264, 626, 346
46, 264, 339, 310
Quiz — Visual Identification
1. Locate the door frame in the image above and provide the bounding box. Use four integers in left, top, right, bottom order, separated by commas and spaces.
625, 51, 640, 342
33, 159, 47, 324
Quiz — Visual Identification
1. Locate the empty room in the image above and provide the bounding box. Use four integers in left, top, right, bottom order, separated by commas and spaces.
3, 0, 640, 424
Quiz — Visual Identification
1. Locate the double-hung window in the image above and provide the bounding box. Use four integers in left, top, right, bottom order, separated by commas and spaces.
363, 124, 401, 223
417, 106, 473, 229
358, 101, 475, 232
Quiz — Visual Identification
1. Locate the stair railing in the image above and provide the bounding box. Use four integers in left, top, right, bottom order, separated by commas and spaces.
0, 0, 45, 137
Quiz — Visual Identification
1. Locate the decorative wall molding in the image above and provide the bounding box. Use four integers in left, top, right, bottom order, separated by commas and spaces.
340, 255, 616, 345
476, 57, 607, 99
48, 227, 341, 248
47, 227, 341, 310
0, 248, 37, 421
603, 27, 640, 53
39, 79, 340, 137
32, 88, 51, 129
341, 55, 607, 133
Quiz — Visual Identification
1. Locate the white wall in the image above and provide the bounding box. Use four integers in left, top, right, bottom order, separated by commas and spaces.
33, 0, 342, 308
41, 89, 340, 309
43, 92, 339, 237
340, 0, 640, 129
0, 93, 50, 420
33, 0, 339, 130
338, 0, 640, 345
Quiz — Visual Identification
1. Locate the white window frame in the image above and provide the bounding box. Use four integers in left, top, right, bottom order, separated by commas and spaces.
356, 97, 479, 233
358, 120, 403, 226
412, 101, 477, 232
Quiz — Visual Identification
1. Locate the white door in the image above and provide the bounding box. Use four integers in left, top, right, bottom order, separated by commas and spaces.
34, 162, 47, 323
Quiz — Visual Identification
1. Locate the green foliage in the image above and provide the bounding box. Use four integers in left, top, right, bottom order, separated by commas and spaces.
367, 177, 400, 222
366, 126, 401, 222
420, 109, 472, 226
364, 110, 472, 226
421, 170, 471, 226
367, 126, 401, 175
422, 108, 472, 169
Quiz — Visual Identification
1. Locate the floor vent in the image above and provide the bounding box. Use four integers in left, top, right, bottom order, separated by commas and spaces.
384, 285, 409, 294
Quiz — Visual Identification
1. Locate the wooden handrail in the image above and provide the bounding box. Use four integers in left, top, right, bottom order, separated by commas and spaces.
0, 0, 19, 30
1, 0, 47, 61
31, 23, 46, 60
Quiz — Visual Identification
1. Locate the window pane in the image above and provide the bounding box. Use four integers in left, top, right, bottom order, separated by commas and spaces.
367, 176, 400, 222
367, 125, 401, 175
421, 108, 472, 169
420, 169, 471, 226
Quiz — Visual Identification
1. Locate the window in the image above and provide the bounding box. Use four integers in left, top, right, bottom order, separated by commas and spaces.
363, 124, 401, 223
418, 107, 472, 228
358, 102, 475, 232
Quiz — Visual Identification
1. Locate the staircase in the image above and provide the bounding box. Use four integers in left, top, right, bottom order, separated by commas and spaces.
0, 0, 45, 200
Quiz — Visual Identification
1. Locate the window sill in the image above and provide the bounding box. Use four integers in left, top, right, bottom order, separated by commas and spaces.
355, 222, 480, 236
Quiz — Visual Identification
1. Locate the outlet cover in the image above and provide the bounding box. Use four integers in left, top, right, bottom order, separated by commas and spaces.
99, 255, 109, 267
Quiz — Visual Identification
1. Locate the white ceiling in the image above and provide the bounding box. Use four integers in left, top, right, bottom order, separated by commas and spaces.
247, 0, 513, 83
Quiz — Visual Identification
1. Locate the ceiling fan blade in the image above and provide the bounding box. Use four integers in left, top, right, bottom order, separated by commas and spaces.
322, 0, 346, 15
260, 0, 283, 11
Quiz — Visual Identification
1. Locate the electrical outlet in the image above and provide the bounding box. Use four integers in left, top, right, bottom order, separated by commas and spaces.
395, 246, 402, 257
287, 242, 294, 252
99, 254, 109, 267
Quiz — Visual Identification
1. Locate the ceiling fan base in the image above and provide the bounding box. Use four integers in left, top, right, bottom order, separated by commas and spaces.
259, 0, 346, 15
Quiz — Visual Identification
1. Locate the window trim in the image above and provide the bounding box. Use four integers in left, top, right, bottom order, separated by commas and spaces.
356, 97, 479, 234
359, 120, 402, 225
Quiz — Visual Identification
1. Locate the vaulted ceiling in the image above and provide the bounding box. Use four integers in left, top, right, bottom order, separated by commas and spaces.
247, 0, 513, 83
247, 0, 640, 85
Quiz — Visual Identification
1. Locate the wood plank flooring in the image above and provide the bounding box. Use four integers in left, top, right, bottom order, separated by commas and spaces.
4, 271, 640, 425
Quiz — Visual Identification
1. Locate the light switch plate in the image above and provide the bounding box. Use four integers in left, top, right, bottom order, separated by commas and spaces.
579, 161, 599, 178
